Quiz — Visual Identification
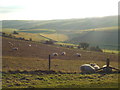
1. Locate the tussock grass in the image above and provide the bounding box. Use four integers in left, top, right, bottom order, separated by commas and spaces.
2, 56, 118, 72
2, 72, 119, 88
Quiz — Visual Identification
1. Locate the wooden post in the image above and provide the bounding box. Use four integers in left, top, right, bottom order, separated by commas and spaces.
48, 54, 51, 71
106, 58, 110, 67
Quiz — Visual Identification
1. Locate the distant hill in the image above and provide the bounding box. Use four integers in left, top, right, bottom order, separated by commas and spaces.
66, 27, 118, 50
1, 15, 119, 50
2, 16, 117, 31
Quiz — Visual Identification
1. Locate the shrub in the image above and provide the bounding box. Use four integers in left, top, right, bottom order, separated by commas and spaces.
29, 38, 32, 41
44, 40, 54, 44
13, 31, 19, 34
79, 42, 89, 50
90, 46, 103, 52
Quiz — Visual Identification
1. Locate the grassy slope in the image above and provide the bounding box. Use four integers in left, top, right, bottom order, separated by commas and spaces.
2, 37, 119, 88
66, 27, 118, 50
2, 16, 117, 30
2, 16, 118, 50
40, 33, 68, 41
13, 32, 48, 41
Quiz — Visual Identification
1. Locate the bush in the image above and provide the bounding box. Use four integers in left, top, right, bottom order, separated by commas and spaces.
44, 40, 54, 44
13, 31, 19, 34
29, 38, 32, 41
90, 46, 103, 52
79, 42, 89, 50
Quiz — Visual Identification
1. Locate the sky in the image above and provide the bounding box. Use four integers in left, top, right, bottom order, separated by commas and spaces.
0, 0, 119, 20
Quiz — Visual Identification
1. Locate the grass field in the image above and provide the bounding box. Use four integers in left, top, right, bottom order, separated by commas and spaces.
75, 26, 118, 33
2, 56, 119, 72
2, 56, 119, 88
12, 32, 48, 41
2, 37, 119, 88
102, 49, 119, 54
18, 29, 56, 34
2, 28, 19, 33
2, 72, 119, 88
55, 42, 77, 46
40, 33, 68, 41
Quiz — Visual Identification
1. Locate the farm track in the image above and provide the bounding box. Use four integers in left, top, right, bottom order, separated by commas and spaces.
2, 37, 118, 61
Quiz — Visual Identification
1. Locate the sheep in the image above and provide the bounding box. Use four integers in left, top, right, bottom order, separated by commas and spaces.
90, 63, 100, 70
61, 52, 66, 55
28, 44, 31, 47
52, 53, 58, 56
12, 47, 18, 51
80, 64, 95, 73
76, 53, 81, 57
8, 42, 13, 46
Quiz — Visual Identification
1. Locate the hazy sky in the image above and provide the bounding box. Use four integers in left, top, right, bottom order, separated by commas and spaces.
0, 0, 119, 20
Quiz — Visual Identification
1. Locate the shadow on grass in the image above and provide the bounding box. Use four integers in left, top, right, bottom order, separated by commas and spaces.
1, 70, 120, 75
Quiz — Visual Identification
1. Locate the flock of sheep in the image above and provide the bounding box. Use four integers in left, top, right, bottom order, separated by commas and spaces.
8, 41, 119, 74
8, 41, 82, 57
8, 41, 32, 51
52, 52, 81, 57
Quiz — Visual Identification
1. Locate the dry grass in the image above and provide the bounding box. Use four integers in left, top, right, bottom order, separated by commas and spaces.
40, 33, 68, 41
13, 32, 48, 41
2, 56, 118, 73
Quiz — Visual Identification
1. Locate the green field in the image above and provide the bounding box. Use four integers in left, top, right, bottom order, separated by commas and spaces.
2, 36, 119, 88
18, 29, 56, 34
2, 72, 119, 88
102, 49, 119, 54
2, 55, 119, 88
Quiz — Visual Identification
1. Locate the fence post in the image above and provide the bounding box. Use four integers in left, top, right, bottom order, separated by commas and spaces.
106, 58, 110, 67
48, 54, 51, 71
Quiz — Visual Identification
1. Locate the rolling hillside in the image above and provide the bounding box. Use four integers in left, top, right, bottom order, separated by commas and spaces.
2, 37, 118, 61
66, 26, 118, 50
1, 15, 118, 50
2, 16, 117, 30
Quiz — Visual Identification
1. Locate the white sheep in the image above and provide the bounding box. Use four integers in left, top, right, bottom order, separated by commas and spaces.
28, 44, 31, 47
61, 52, 66, 55
76, 53, 81, 57
52, 53, 58, 56
12, 47, 18, 51
80, 64, 95, 73
8, 42, 13, 46
90, 63, 100, 70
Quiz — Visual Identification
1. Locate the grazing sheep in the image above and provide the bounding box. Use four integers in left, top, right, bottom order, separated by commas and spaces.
28, 44, 31, 47
61, 52, 66, 55
76, 53, 81, 57
12, 47, 18, 51
52, 53, 58, 56
80, 64, 95, 73
90, 63, 100, 70
8, 42, 13, 46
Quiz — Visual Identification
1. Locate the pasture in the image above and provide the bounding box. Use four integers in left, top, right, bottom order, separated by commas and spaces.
2, 72, 119, 88
2, 56, 119, 88
2, 37, 119, 88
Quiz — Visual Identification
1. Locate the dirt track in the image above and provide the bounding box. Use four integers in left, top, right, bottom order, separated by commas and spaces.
2, 37, 118, 61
